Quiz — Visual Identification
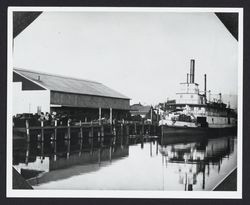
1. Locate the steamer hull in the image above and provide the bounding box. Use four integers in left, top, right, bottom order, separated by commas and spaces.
161, 125, 237, 136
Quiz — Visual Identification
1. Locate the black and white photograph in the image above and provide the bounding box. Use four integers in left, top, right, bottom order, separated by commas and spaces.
7, 7, 243, 198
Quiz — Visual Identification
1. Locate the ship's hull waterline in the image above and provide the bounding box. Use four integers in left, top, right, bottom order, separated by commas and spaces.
161, 125, 237, 138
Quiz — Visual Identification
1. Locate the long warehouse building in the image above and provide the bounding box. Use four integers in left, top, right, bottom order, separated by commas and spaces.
13, 68, 130, 120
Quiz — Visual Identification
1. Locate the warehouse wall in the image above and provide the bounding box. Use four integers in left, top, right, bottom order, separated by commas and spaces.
13, 82, 50, 115
50, 91, 130, 110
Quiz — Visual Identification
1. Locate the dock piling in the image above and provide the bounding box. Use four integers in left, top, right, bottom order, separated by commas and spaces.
126, 124, 129, 136
25, 143, 30, 165
156, 140, 159, 155
67, 119, 71, 140
53, 141, 57, 161
110, 108, 112, 125
99, 107, 102, 125
90, 121, 94, 154
150, 141, 152, 157
79, 120, 83, 139
41, 120, 44, 142
67, 140, 70, 159
40, 142, 44, 162
79, 138, 83, 156
25, 120, 30, 142
161, 125, 164, 144
54, 120, 57, 141
101, 124, 104, 146
142, 120, 144, 135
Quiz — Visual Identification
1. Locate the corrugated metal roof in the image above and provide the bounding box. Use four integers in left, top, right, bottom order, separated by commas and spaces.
14, 68, 130, 100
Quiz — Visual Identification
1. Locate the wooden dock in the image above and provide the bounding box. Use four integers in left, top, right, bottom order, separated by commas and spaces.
13, 119, 161, 143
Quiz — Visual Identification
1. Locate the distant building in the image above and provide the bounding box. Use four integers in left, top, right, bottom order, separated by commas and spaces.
13, 68, 130, 120
130, 103, 157, 121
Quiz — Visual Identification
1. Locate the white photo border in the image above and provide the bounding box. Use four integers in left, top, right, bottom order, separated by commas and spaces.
7, 6, 243, 199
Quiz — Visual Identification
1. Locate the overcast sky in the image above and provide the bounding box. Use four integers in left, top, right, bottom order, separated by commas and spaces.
13, 11, 238, 106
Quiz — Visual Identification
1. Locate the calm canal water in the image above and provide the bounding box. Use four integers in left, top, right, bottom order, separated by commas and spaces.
13, 133, 237, 191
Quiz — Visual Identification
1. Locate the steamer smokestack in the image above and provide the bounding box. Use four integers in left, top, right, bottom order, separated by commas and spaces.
219, 93, 222, 102
204, 74, 207, 96
190, 59, 195, 83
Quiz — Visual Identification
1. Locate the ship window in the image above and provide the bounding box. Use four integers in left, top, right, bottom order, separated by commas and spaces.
191, 95, 193, 98
180, 95, 182, 98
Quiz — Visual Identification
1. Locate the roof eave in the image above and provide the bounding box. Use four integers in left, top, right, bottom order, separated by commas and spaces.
13, 70, 49, 90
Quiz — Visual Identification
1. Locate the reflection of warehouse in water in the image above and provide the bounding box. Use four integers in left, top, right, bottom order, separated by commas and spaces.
13, 139, 129, 185
13, 68, 130, 120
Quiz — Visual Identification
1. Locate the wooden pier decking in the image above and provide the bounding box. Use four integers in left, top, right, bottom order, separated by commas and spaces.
13, 119, 161, 143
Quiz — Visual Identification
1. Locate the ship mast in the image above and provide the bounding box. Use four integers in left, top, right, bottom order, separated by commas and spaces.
204, 74, 207, 103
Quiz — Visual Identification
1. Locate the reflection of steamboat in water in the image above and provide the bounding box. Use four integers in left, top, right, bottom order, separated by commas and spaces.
159, 136, 236, 191
159, 59, 237, 135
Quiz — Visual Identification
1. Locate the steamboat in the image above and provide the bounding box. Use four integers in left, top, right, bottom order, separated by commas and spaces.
159, 59, 237, 136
